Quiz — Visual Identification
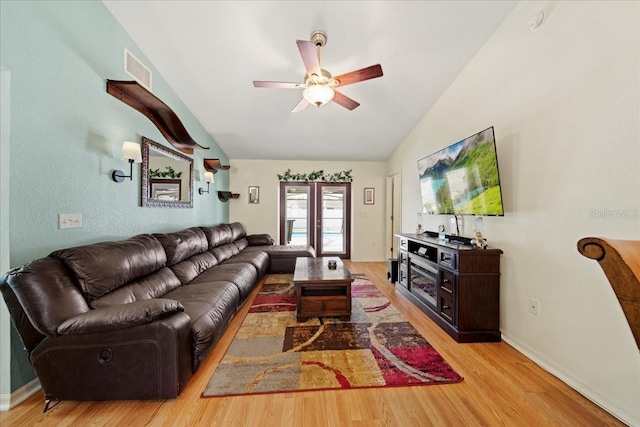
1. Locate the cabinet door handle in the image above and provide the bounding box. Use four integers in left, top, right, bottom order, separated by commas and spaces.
442, 305, 449, 309
443, 278, 450, 283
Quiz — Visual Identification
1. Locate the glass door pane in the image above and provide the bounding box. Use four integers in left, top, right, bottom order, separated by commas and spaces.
279, 183, 315, 247
317, 183, 350, 258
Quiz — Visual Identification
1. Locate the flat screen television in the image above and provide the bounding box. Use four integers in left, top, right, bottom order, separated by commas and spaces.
417, 126, 504, 216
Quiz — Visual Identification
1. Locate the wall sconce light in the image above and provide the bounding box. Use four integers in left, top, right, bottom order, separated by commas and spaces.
111, 141, 142, 183
199, 171, 215, 194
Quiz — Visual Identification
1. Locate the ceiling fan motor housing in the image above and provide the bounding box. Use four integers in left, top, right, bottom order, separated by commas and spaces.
310, 30, 327, 47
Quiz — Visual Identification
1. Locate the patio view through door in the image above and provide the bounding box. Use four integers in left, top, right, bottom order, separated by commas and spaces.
279, 182, 351, 258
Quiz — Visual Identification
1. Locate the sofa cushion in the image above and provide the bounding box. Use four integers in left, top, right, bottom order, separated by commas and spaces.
154, 227, 208, 266
223, 250, 270, 277
234, 238, 248, 252
245, 234, 274, 246
228, 222, 247, 241
2, 257, 89, 337
170, 252, 218, 285
164, 281, 240, 370
210, 242, 240, 263
90, 267, 182, 309
191, 263, 258, 301
244, 244, 315, 259
51, 234, 166, 301
268, 245, 316, 259
200, 224, 235, 249
57, 299, 184, 335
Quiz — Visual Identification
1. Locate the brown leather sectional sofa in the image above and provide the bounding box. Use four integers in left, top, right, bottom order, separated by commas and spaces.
0, 222, 314, 404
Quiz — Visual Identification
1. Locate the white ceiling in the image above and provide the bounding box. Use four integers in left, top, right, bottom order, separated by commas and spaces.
103, 1, 517, 162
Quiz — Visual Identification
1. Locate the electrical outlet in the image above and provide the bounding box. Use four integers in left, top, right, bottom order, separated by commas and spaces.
529, 299, 540, 315
59, 213, 82, 229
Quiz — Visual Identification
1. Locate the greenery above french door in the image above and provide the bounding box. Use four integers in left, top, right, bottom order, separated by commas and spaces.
279, 182, 351, 258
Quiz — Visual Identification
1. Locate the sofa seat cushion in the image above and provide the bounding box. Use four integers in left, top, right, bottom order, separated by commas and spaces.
190, 263, 258, 301
264, 245, 315, 259
164, 281, 240, 370
223, 250, 269, 277
243, 245, 315, 273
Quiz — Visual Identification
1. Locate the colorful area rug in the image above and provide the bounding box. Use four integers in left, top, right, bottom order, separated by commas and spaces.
202, 274, 462, 398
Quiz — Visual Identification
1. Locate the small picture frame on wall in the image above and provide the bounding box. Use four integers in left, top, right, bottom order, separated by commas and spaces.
248, 186, 259, 204
364, 188, 375, 205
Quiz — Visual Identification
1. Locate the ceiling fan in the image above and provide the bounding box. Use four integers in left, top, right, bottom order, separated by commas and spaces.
253, 30, 383, 112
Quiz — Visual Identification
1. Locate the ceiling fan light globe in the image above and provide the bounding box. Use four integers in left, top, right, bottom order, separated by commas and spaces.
303, 84, 334, 107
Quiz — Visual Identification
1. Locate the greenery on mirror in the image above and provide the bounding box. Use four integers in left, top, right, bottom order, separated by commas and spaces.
149, 166, 183, 179
277, 169, 353, 182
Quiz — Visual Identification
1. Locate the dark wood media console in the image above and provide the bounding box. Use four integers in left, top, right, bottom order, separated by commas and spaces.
397, 233, 503, 343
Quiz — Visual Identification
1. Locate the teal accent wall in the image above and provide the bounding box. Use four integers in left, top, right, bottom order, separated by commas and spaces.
1, 1, 230, 393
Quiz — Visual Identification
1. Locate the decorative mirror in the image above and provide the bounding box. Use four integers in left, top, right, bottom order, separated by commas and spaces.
141, 136, 194, 208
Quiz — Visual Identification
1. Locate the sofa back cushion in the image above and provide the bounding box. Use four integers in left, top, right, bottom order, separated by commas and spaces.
154, 227, 219, 284
210, 242, 240, 263
154, 227, 208, 266
229, 222, 247, 241
170, 252, 218, 284
90, 267, 182, 309
235, 238, 248, 251
51, 234, 167, 301
2, 257, 89, 337
200, 224, 234, 249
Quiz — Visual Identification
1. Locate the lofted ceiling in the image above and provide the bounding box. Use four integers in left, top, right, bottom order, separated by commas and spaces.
103, 1, 517, 162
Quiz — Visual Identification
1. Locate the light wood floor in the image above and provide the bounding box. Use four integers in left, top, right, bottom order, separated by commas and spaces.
1, 262, 625, 426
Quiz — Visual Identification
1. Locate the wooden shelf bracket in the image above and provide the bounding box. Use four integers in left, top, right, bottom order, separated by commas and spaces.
217, 191, 240, 202
204, 159, 231, 172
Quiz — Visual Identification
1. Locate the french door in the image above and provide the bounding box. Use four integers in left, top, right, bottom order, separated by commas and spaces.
279, 182, 351, 258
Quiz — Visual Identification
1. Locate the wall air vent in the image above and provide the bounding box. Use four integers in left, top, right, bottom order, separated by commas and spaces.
124, 48, 152, 91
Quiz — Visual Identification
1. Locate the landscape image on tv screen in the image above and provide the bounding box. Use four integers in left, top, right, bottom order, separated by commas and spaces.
417, 127, 504, 216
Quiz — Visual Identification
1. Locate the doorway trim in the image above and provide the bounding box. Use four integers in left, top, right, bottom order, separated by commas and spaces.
385, 172, 402, 260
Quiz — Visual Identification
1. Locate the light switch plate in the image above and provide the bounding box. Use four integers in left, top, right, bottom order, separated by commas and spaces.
59, 213, 82, 229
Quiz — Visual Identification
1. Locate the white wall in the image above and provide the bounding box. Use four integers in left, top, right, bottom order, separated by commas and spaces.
228, 159, 388, 262
387, 1, 640, 424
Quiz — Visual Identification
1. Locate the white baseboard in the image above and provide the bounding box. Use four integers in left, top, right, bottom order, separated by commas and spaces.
501, 333, 637, 427
0, 378, 41, 411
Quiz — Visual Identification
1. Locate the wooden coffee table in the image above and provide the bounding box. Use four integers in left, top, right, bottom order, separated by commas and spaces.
293, 257, 354, 322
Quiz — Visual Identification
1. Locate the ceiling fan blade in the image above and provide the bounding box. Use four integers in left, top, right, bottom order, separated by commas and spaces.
291, 98, 309, 113
296, 40, 321, 77
333, 64, 383, 87
332, 91, 360, 110
253, 81, 303, 89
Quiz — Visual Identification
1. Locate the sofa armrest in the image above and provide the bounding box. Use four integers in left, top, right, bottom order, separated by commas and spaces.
57, 298, 184, 335
246, 233, 274, 246
33, 312, 193, 401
